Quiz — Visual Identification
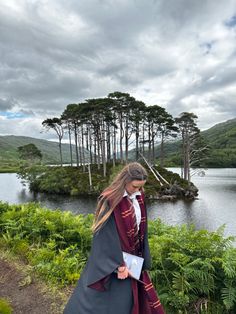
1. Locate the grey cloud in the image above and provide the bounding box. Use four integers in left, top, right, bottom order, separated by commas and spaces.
208, 93, 236, 115
0, 98, 18, 111
203, 67, 236, 91
0, 0, 236, 137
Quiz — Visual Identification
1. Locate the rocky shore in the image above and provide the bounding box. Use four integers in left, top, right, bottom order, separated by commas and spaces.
149, 182, 198, 200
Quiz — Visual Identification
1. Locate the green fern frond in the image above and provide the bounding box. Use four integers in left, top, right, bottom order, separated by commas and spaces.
221, 285, 236, 310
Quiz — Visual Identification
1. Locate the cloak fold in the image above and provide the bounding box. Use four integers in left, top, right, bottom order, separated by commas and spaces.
86, 213, 124, 290
63, 213, 134, 314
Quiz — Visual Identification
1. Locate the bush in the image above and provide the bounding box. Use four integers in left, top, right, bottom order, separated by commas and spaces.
0, 203, 93, 286
27, 242, 87, 285
148, 220, 236, 313
0, 298, 13, 314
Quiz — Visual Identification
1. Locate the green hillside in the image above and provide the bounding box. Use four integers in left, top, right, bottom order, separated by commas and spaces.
200, 118, 236, 167
0, 118, 235, 169
128, 118, 236, 167
162, 118, 236, 167
0, 135, 89, 167
201, 118, 236, 148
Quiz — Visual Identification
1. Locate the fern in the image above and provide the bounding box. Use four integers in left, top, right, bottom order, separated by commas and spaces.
221, 283, 236, 310
222, 248, 236, 278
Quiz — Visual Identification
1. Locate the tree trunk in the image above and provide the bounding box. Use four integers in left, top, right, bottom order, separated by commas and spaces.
59, 138, 63, 167
94, 136, 97, 165
97, 129, 101, 170
68, 124, 73, 166
78, 134, 82, 168
85, 125, 89, 157
119, 113, 124, 163
125, 116, 129, 163
101, 120, 106, 177
81, 125, 85, 171
148, 123, 152, 163
186, 133, 191, 184
135, 122, 139, 161
113, 125, 116, 167
142, 123, 145, 155
151, 124, 155, 164
160, 132, 164, 167
74, 123, 79, 168
89, 128, 93, 164
107, 124, 111, 162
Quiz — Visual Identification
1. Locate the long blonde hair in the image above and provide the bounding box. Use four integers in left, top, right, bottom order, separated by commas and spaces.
91, 162, 148, 234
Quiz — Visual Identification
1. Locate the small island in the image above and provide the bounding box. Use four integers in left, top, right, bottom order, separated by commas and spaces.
17, 162, 199, 200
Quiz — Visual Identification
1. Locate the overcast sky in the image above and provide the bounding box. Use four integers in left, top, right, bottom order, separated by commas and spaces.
0, 0, 236, 141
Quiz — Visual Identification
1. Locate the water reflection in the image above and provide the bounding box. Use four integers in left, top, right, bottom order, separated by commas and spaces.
0, 173, 97, 214
147, 168, 236, 237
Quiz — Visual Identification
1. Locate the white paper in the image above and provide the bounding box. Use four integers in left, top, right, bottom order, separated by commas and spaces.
122, 251, 144, 280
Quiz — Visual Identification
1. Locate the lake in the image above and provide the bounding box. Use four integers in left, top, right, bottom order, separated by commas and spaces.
0, 168, 235, 237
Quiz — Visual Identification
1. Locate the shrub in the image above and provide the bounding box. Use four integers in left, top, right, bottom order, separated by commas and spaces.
0, 298, 13, 314
148, 220, 236, 313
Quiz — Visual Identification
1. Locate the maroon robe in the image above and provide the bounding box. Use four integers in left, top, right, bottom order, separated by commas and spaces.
113, 192, 165, 314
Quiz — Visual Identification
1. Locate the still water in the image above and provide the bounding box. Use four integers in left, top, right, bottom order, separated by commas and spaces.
0, 168, 235, 237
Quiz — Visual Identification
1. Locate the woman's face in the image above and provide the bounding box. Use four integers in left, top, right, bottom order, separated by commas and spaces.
125, 180, 146, 195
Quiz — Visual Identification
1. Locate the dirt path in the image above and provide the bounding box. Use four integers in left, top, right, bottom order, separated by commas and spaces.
0, 257, 68, 314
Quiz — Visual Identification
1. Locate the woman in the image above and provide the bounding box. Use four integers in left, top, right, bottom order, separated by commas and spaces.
63, 162, 165, 314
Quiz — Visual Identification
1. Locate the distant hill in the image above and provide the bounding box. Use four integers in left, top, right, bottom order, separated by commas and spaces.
128, 118, 236, 168
0, 135, 89, 166
1, 118, 235, 168
200, 118, 236, 167
160, 118, 236, 167
201, 118, 236, 149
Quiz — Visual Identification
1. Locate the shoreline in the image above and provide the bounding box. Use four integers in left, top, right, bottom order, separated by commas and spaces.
1, 165, 236, 174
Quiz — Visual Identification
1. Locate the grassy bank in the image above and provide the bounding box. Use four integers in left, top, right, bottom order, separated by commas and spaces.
0, 202, 235, 313
0, 168, 19, 173
0, 164, 19, 173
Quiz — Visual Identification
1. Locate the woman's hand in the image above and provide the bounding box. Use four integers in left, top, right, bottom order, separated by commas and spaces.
117, 266, 129, 280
